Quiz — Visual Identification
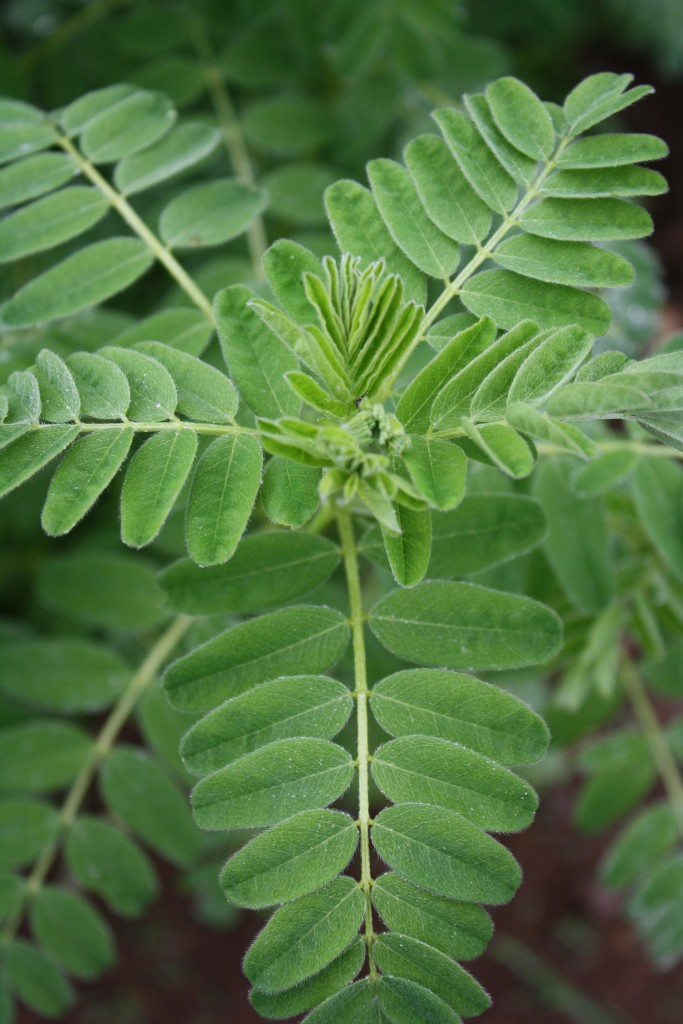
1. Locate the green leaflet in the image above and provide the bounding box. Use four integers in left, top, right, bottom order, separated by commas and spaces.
0, 873, 23, 922
163, 604, 350, 712
135, 342, 238, 423
428, 493, 547, 577
100, 746, 200, 867
79, 88, 175, 163
367, 158, 460, 279
370, 669, 549, 765
630, 458, 683, 581
563, 73, 653, 136
545, 379, 651, 419
371, 873, 493, 960
59, 84, 137, 134
403, 437, 466, 511
433, 107, 517, 214
41, 427, 134, 536
628, 856, 683, 968
215, 285, 300, 418
114, 121, 220, 195
180, 675, 353, 775
369, 580, 562, 671
65, 816, 157, 917
572, 449, 639, 497
1, 238, 154, 328
0, 152, 75, 209
37, 552, 165, 632
463, 92, 538, 186
0, 425, 78, 498
382, 505, 432, 587
397, 317, 497, 434
324, 179, 426, 306
486, 76, 555, 160
558, 133, 668, 169
0, 99, 54, 164
506, 325, 594, 406
373, 932, 490, 1017
262, 239, 321, 324
262, 161, 337, 225
261, 457, 321, 528
461, 269, 612, 336
120, 430, 198, 548
372, 803, 522, 904
0, 722, 90, 795
66, 351, 130, 420
98, 347, 177, 420
34, 350, 80, 423
574, 730, 656, 832
520, 197, 653, 241
494, 235, 634, 288
185, 434, 262, 567
191, 738, 353, 830
5, 940, 74, 1017
302, 976, 459, 1024
6, 370, 40, 422
29, 887, 114, 981
112, 307, 212, 356
160, 533, 340, 615
601, 804, 679, 891
0, 186, 107, 263
372, 735, 538, 831
542, 165, 666, 198
244, 877, 365, 993
404, 134, 491, 245
461, 421, 535, 479
250, 942, 365, 1020
0, 638, 127, 713
243, 96, 330, 156
159, 180, 267, 249
220, 809, 358, 908
532, 457, 615, 612
0, 799, 59, 871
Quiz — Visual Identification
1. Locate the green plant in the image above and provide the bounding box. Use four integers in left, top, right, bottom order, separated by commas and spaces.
0, 61, 680, 1024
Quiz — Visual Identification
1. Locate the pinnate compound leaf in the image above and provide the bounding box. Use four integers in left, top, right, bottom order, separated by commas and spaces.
160, 533, 340, 615
250, 941, 364, 1020
121, 430, 198, 548
367, 158, 460, 278
261, 456, 321, 528
372, 803, 522, 904
98, 346, 177, 421
41, 427, 134, 536
0, 638, 127, 713
136, 342, 238, 423
532, 457, 615, 611
215, 285, 299, 418
429, 493, 547, 578
65, 352, 130, 420
244, 877, 364, 993
0, 187, 107, 264
403, 438, 466, 511
5, 940, 74, 1018
1, 239, 153, 328
185, 434, 262, 567
324, 180, 426, 305
220, 809, 358, 908
191, 738, 354, 830
163, 605, 350, 712
180, 675, 353, 776
65, 816, 157, 917
370, 669, 549, 765
372, 736, 538, 831
0, 425, 78, 498
372, 873, 493, 960
0, 721, 90, 794
373, 932, 490, 1017
486, 76, 555, 160
160, 180, 267, 249
100, 746, 200, 867
369, 580, 562, 671
114, 121, 220, 195
30, 887, 114, 981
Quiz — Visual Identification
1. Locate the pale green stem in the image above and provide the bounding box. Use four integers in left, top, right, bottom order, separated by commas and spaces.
337, 506, 377, 976
621, 656, 683, 836
53, 133, 215, 324
190, 18, 268, 279
0, 615, 192, 951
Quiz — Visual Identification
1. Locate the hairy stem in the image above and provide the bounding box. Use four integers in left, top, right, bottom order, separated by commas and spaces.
337, 506, 377, 976
621, 656, 683, 836
190, 18, 268, 279
0, 615, 192, 950
53, 133, 215, 324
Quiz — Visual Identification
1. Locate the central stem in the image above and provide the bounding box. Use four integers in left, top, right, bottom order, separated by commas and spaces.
337, 506, 376, 976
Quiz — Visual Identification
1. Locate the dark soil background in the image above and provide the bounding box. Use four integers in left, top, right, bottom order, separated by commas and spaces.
12, 37, 683, 1024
